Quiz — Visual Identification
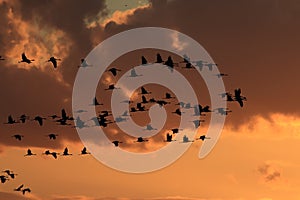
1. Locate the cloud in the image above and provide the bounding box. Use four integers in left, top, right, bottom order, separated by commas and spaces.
257, 162, 281, 182
0, 191, 40, 200
223, 113, 300, 140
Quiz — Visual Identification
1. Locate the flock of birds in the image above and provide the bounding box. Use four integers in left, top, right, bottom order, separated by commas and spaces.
0, 52, 246, 196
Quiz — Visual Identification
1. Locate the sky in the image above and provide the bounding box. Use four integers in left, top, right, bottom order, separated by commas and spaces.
1, 0, 300, 199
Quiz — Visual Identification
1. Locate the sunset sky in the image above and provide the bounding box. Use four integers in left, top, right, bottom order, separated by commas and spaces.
1, 0, 300, 199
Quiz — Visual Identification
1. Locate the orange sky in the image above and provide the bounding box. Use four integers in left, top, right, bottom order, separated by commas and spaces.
1, 0, 300, 199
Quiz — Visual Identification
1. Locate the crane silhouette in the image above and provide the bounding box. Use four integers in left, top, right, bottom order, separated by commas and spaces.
80, 147, 91, 155
112, 140, 122, 147
196, 135, 211, 141
136, 137, 149, 143
3, 170, 17, 179
156, 53, 164, 63
234, 88, 247, 107
12, 134, 24, 141
19, 114, 29, 123
93, 97, 103, 106
172, 108, 182, 116
107, 67, 121, 76
22, 188, 31, 195
14, 184, 24, 191
46, 133, 58, 140
18, 53, 34, 64
0, 56, 5, 60
141, 56, 148, 65
47, 56, 61, 68
5, 115, 18, 124
24, 149, 36, 156
140, 86, 151, 95
62, 147, 72, 156
33, 116, 46, 126
0, 175, 8, 183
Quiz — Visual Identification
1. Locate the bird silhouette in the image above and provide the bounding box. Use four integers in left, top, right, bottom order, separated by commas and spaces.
19, 114, 29, 123
12, 134, 24, 141
172, 108, 182, 116
192, 119, 205, 128
164, 92, 175, 99
140, 86, 151, 95
5, 115, 18, 124
18, 53, 34, 64
141, 95, 148, 104
112, 140, 122, 147
93, 97, 103, 106
0, 175, 8, 183
196, 135, 211, 141
129, 68, 141, 77
165, 133, 173, 142
46, 133, 58, 140
182, 135, 193, 143
105, 84, 118, 90
136, 137, 149, 143
14, 184, 24, 191
33, 116, 46, 126
234, 88, 247, 107
50, 152, 59, 159
0, 56, 5, 60
47, 56, 61, 68
3, 170, 17, 179
216, 73, 228, 78
145, 124, 156, 130
79, 58, 92, 67
156, 100, 169, 107
62, 147, 72, 156
24, 149, 36, 156
107, 67, 121, 76
80, 147, 91, 155
164, 56, 175, 71
171, 128, 180, 134
21, 188, 31, 195
156, 53, 164, 63
141, 56, 148, 65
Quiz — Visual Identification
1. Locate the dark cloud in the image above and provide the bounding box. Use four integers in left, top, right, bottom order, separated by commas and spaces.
257, 163, 281, 182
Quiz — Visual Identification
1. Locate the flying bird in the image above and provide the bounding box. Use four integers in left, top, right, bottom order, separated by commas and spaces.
0, 175, 8, 183
0, 56, 5, 60
47, 56, 61, 68
5, 115, 17, 124
12, 134, 24, 141
18, 53, 34, 64
216, 73, 228, 78
46, 133, 58, 140
172, 108, 182, 116
141, 86, 151, 95
24, 149, 36, 156
156, 53, 164, 63
3, 170, 17, 179
62, 147, 72, 156
112, 140, 122, 147
165, 133, 173, 142
80, 147, 91, 155
234, 88, 247, 107
19, 114, 29, 123
33, 116, 46, 126
182, 135, 193, 143
107, 67, 121, 76
79, 58, 92, 67
14, 184, 24, 191
136, 137, 149, 143
21, 188, 31, 195
196, 135, 211, 141
141, 56, 148, 65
